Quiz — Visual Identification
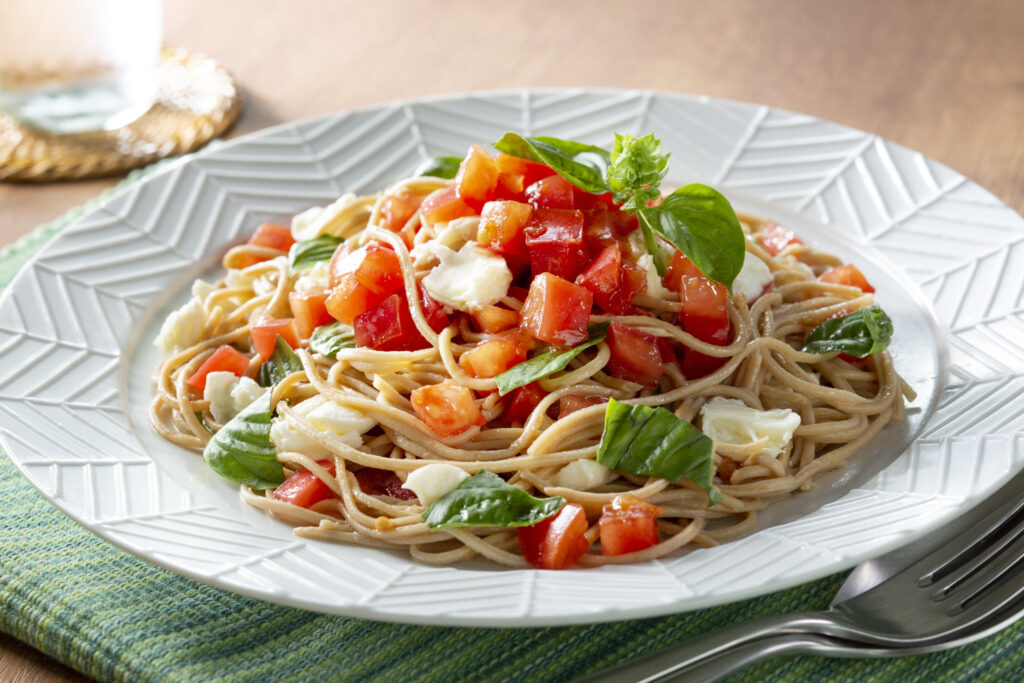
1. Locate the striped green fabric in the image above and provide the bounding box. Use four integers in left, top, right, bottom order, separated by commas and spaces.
1, 167, 1021, 682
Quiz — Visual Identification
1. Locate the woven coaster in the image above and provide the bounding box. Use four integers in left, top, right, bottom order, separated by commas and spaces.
0, 47, 241, 182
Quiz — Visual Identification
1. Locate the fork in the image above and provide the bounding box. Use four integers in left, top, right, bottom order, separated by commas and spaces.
581, 472, 1024, 682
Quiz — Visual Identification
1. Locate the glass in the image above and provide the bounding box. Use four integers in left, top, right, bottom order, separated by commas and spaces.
0, 0, 162, 134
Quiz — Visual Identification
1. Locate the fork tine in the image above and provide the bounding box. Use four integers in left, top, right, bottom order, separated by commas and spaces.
931, 510, 1024, 603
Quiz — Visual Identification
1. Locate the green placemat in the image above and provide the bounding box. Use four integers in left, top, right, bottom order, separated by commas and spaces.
1, 162, 1021, 683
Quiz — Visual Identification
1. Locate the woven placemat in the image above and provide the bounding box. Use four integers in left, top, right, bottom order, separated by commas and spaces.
0, 47, 241, 182
0, 164, 1021, 682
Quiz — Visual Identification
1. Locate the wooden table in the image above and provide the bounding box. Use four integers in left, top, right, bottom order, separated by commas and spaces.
2, 0, 1022, 679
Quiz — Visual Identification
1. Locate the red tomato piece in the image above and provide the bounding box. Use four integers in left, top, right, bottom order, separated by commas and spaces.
502, 382, 549, 423
517, 502, 591, 570
411, 381, 486, 437
524, 208, 588, 281
273, 460, 337, 508
598, 494, 664, 556
576, 244, 646, 315
420, 186, 476, 225
470, 304, 519, 334
679, 276, 730, 378
459, 334, 530, 379
250, 317, 300, 360
757, 223, 803, 256
519, 272, 594, 348
663, 250, 703, 293
818, 264, 875, 293
353, 294, 429, 352
557, 395, 606, 420
379, 191, 426, 234
455, 145, 500, 210
478, 200, 533, 257
495, 153, 556, 192
573, 189, 614, 211
418, 284, 450, 333
329, 242, 404, 296
525, 175, 576, 210
355, 467, 417, 500
325, 275, 387, 325
289, 290, 333, 339
605, 322, 665, 387
187, 345, 250, 392
234, 222, 296, 268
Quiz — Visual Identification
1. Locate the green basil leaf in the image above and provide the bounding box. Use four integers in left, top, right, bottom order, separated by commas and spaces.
801, 304, 894, 358
607, 133, 670, 211
638, 214, 668, 276
423, 471, 565, 528
493, 132, 611, 195
203, 392, 284, 490
597, 398, 720, 506
414, 155, 464, 179
288, 234, 343, 273
494, 322, 610, 396
309, 321, 356, 358
257, 336, 303, 387
637, 184, 745, 291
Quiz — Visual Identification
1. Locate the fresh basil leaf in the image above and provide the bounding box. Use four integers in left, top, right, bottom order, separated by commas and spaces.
801, 304, 894, 358
288, 234, 343, 273
638, 214, 668, 276
607, 133, 670, 211
423, 471, 565, 529
493, 132, 611, 195
203, 392, 284, 490
257, 336, 303, 387
598, 398, 720, 505
638, 184, 745, 290
494, 322, 610, 396
309, 321, 356, 358
414, 155, 464, 179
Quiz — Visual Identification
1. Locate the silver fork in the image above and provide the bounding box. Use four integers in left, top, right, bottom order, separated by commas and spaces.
581, 472, 1024, 682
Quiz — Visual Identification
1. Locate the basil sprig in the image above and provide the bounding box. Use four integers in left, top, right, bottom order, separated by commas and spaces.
597, 398, 720, 505
422, 471, 565, 529
801, 305, 894, 358
203, 392, 284, 490
414, 155, 464, 179
494, 322, 609, 396
494, 131, 744, 289
257, 335, 304, 387
309, 321, 356, 357
289, 234, 343, 273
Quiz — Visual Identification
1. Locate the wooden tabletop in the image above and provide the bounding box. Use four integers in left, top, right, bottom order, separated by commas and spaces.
2, 0, 1023, 679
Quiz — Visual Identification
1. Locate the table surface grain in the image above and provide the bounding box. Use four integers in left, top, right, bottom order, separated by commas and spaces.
2, 0, 1023, 679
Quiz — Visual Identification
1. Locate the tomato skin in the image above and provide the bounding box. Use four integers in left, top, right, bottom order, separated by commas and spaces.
573, 189, 615, 211
273, 460, 337, 508
418, 284, 450, 333
455, 145, 500, 210
818, 264, 875, 293
663, 250, 703, 293
353, 293, 429, 352
420, 186, 476, 225
598, 494, 664, 556
356, 467, 417, 500
502, 382, 548, 423
496, 153, 555, 192
459, 334, 530, 379
187, 345, 250, 392
235, 222, 296, 267
519, 272, 594, 348
470, 304, 519, 334
576, 244, 646, 315
478, 200, 533, 257
605, 322, 665, 387
679, 276, 730, 378
289, 290, 333, 339
250, 317, 301, 360
379, 191, 426, 234
326, 242, 406, 325
525, 175, 576, 210
517, 502, 591, 570
411, 381, 486, 437
757, 223, 803, 256
557, 395, 606, 420
524, 208, 588, 281
325, 274, 387, 325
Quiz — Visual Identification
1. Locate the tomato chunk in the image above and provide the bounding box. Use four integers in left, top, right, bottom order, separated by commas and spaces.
525, 175, 576, 210
598, 494, 664, 556
326, 243, 405, 325
454, 145, 500, 210
818, 264, 875, 293
576, 244, 646, 315
250, 317, 300, 360
418, 284, 450, 333
273, 460, 337, 508
605, 322, 665, 387
519, 272, 594, 348
470, 304, 519, 334
496, 153, 556, 194
187, 345, 250, 392
411, 381, 486, 437
757, 223, 803, 256
663, 250, 703, 293
420, 186, 476, 225
356, 467, 417, 500
478, 200, 533, 257
354, 294, 428, 352
326, 275, 387, 325
502, 382, 549, 423
524, 208, 588, 281
234, 222, 296, 267
518, 502, 591, 570
680, 276, 730, 378
459, 334, 530, 379
289, 290, 333, 339
378, 191, 426, 234
557, 395, 606, 420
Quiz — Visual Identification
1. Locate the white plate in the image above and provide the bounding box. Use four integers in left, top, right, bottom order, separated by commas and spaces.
2, 90, 1022, 627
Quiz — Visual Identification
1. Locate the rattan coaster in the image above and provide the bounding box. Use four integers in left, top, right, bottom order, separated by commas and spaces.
0, 47, 242, 182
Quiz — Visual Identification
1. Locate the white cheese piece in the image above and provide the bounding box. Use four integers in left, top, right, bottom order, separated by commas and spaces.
402, 464, 470, 505
411, 217, 479, 263
231, 377, 266, 413
552, 459, 615, 491
270, 396, 330, 456
699, 397, 801, 455
421, 242, 512, 311
305, 401, 376, 449
154, 296, 206, 355
637, 253, 673, 299
733, 252, 774, 303
291, 193, 363, 241
293, 261, 330, 294
203, 373, 267, 424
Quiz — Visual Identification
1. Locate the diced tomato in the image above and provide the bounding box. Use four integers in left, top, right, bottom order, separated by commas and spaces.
250, 317, 300, 360
524, 208, 588, 281
234, 222, 296, 267
379, 191, 426, 234
495, 153, 556, 194
325, 275, 387, 325
273, 460, 338, 508
330, 242, 404, 295
656, 337, 677, 365
289, 290, 333, 339
506, 286, 531, 304
576, 244, 646, 315
411, 381, 486, 437
502, 382, 548, 423
573, 189, 614, 211
663, 251, 703, 293
557, 395, 606, 420
717, 457, 740, 482
605, 322, 665, 387
459, 334, 530, 379
355, 467, 417, 500
525, 175, 576, 210
454, 145, 499, 210
517, 502, 591, 570
353, 294, 428, 351
598, 494, 664, 556
477, 200, 532, 257
187, 345, 250, 392
679, 276, 730, 378
418, 284, 450, 333
757, 223, 803, 256
818, 264, 875, 293
470, 304, 519, 334
519, 272, 594, 347
420, 186, 476, 225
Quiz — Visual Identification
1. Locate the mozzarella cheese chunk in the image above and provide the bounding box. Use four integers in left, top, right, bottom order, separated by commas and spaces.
306, 401, 376, 449
733, 252, 774, 303
290, 193, 360, 241
154, 296, 206, 355
637, 253, 674, 300
699, 397, 801, 455
421, 242, 512, 311
402, 464, 470, 505
203, 372, 267, 424
552, 459, 615, 491
293, 261, 330, 294
411, 217, 479, 263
